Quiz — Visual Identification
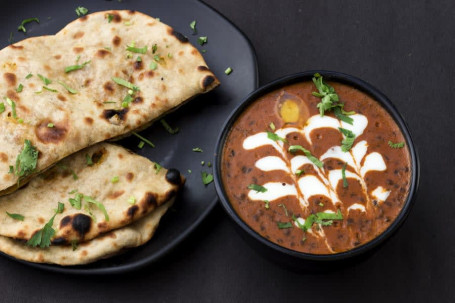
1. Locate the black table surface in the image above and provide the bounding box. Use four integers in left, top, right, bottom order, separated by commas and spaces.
1, 0, 453, 302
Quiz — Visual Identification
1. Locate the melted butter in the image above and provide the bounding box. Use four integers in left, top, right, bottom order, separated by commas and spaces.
276, 91, 309, 127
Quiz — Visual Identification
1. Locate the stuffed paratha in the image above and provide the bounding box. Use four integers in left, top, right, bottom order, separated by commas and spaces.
0, 10, 218, 195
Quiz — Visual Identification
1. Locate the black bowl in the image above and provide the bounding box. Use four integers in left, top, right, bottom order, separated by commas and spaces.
213, 70, 420, 271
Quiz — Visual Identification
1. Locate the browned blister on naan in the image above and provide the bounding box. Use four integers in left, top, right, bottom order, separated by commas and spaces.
0, 10, 218, 195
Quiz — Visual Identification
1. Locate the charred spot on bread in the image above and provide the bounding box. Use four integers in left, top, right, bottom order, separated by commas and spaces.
202, 75, 216, 91
165, 169, 181, 185
71, 214, 92, 237
169, 29, 188, 43
102, 108, 129, 124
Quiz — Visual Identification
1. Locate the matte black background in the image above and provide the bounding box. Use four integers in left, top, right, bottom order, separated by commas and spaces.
0, 0, 453, 302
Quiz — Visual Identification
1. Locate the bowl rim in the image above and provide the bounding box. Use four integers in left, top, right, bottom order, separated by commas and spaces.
213, 70, 420, 261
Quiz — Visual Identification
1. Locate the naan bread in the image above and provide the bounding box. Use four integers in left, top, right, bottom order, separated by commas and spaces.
0, 143, 184, 244
0, 10, 218, 195
0, 199, 173, 265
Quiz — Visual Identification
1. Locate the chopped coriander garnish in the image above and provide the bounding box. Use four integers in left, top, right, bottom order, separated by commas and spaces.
264, 200, 270, 209
224, 67, 233, 75
247, 184, 267, 193
6, 212, 24, 221
192, 147, 203, 152
149, 61, 158, 70
267, 131, 287, 143
288, 145, 323, 168
128, 196, 136, 205
207, 162, 212, 168
26, 202, 63, 248
103, 101, 116, 104
0, 103, 4, 113
154, 163, 162, 174
71, 240, 79, 251
269, 122, 276, 131
187, 169, 192, 174
16, 84, 23, 93
153, 55, 161, 62
189, 20, 197, 33
126, 45, 148, 54
37, 74, 52, 85
136, 56, 142, 62
69, 193, 83, 209
160, 119, 179, 134
201, 161, 205, 166
138, 141, 145, 149
277, 221, 293, 229
25, 73, 33, 79
197, 36, 208, 45
111, 176, 119, 183
8, 166, 14, 174
75, 6, 89, 17
388, 141, 405, 149
341, 163, 348, 188
132, 132, 155, 148
84, 195, 109, 221
152, 44, 158, 54
107, 14, 114, 23
299, 210, 343, 232
278, 203, 289, 217
85, 154, 93, 166
13, 139, 38, 178
312, 73, 339, 116
201, 171, 214, 185
333, 106, 353, 125
201, 49, 207, 53
121, 94, 133, 108
5, 97, 17, 119
43, 86, 58, 93
111, 77, 140, 91
17, 18, 39, 33
295, 169, 305, 176
58, 81, 78, 94
47, 123, 54, 128
64, 60, 91, 73
339, 128, 356, 152
167, 53, 173, 58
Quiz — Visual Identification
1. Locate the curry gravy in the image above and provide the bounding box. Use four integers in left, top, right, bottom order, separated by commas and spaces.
221, 81, 411, 254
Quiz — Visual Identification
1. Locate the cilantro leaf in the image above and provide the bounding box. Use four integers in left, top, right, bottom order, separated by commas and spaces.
132, 132, 155, 148
388, 141, 405, 149
247, 184, 267, 193
341, 163, 348, 188
84, 195, 109, 221
197, 36, 208, 45
299, 210, 344, 232
160, 119, 179, 134
192, 147, 203, 152
288, 145, 323, 168
277, 221, 293, 229
126, 45, 148, 54
112, 77, 140, 91
267, 132, 287, 143
154, 163, 162, 174
339, 128, 356, 152
75, 6, 89, 17
201, 171, 213, 185
17, 18, 39, 33
6, 212, 24, 221
26, 202, 63, 248
37, 74, 52, 85
58, 81, 78, 94
14, 139, 38, 178
189, 20, 197, 33
69, 193, 83, 210
64, 60, 91, 73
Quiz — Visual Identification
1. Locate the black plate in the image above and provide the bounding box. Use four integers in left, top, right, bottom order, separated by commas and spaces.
0, 0, 258, 274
